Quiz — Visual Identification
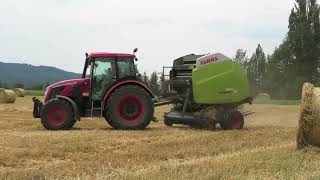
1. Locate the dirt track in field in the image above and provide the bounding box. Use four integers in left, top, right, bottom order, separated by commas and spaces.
2, 97, 318, 180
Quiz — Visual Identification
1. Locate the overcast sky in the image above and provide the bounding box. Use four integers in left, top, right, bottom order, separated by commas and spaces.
0, 0, 294, 74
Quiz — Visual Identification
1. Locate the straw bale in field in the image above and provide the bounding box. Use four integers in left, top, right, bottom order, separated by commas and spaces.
0, 89, 16, 103
13, 88, 25, 97
296, 83, 320, 149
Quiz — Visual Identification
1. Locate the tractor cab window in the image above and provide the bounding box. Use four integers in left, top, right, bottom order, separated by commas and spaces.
117, 58, 135, 79
92, 58, 116, 100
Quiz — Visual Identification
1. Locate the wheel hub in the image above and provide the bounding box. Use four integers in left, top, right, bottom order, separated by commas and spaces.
231, 114, 241, 129
123, 102, 138, 117
117, 95, 145, 123
55, 112, 62, 120
47, 106, 67, 126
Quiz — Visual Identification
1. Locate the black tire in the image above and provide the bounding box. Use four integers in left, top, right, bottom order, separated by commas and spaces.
164, 118, 173, 127
220, 110, 244, 130
105, 85, 154, 130
104, 114, 116, 127
41, 98, 76, 130
207, 120, 216, 131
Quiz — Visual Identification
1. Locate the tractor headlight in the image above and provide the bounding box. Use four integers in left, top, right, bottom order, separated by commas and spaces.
46, 86, 65, 101
51, 86, 65, 98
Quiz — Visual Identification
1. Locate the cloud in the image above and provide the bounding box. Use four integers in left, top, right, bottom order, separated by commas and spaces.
0, 0, 294, 74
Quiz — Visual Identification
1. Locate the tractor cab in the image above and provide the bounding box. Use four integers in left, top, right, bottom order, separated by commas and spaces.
84, 53, 137, 100
82, 51, 139, 116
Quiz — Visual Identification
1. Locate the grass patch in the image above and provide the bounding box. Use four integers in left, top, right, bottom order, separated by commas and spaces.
25, 90, 45, 96
254, 99, 300, 105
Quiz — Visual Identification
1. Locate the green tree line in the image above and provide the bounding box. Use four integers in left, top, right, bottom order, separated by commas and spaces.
140, 71, 161, 96
235, 0, 320, 99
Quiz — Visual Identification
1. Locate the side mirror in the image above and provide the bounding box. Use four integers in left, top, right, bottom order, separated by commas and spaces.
133, 48, 139, 61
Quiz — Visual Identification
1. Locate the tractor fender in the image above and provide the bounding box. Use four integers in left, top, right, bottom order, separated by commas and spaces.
56, 95, 80, 121
103, 80, 155, 102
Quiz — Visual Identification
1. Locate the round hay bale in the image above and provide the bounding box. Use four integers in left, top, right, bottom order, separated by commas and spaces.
0, 89, 16, 104
255, 93, 271, 100
296, 83, 320, 149
194, 106, 218, 120
308, 87, 320, 146
13, 88, 25, 97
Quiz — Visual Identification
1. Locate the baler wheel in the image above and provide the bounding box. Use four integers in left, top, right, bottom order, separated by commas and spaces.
105, 85, 154, 130
220, 110, 244, 130
164, 118, 173, 127
207, 120, 216, 130
41, 99, 76, 130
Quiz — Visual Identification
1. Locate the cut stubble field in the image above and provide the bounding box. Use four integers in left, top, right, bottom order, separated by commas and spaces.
1, 97, 320, 179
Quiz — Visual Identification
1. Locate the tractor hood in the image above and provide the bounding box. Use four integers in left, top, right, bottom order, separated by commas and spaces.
48, 78, 89, 89
45, 78, 90, 102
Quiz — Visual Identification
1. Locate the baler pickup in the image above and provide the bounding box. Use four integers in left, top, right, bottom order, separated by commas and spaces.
163, 110, 255, 130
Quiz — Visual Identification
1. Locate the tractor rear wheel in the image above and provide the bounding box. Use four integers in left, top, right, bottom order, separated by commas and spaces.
41, 99, 76, 130
220, 110, 244, 130
105, 85, 154, 130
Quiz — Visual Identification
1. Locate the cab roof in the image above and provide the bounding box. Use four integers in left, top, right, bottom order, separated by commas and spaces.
88, 52, 133, 58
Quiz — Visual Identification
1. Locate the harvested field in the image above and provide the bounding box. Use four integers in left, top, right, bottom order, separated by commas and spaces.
1, 97, 320, 179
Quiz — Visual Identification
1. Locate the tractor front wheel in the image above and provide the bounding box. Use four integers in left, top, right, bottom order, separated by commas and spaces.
41, 99, 76, 130
105, 85, 154, 130
220, 110, 244, 130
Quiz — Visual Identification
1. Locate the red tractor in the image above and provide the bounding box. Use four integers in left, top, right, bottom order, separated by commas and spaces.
33, 49, 155, 130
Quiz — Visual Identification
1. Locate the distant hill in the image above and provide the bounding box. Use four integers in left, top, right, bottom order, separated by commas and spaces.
0, 62, 81, 89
